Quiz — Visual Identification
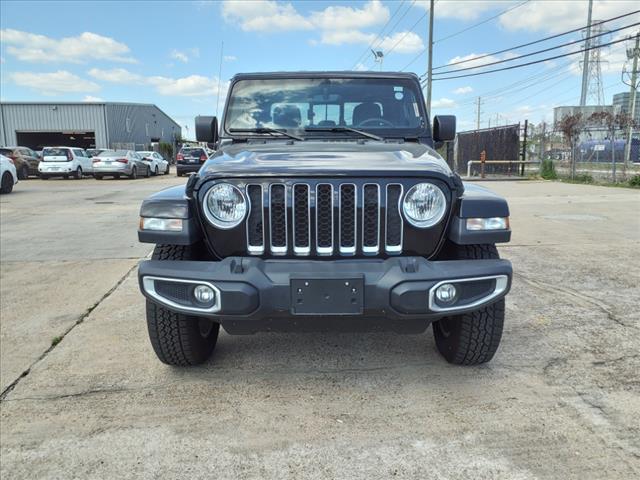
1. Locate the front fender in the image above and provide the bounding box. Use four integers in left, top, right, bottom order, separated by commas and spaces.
138, 185, 203, 245
448, 183, 511, 245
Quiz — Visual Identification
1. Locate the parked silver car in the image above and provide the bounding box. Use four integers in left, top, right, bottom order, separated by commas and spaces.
92, 150, 150, 179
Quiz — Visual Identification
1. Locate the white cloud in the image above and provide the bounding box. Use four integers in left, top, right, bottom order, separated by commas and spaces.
87, 67, 228, 98
432, 98, 457, 108
10, 70, 100, 95
221, 0, 313, 32
377, 32, 424, 54
319, 30, 424, 53
446, 52, 503, 69
310, 0, 389, 31
499, 0, 640, 33
354, 62, 369, 72
170, 50, 189, 63
320, 30, 375, 46
0, 29, 136, 63
88, 67, 144, 83
83, 95, 104, 102
148, 75, 226, 97
454, 86, 473, 94
223, 55, 237, 61
415, 0, 501, 21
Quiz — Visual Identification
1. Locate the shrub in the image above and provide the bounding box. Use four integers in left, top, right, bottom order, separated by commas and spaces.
573, 173, 594, 184
628, 174, 640, 188
540, 159, 557, 179
158, 142, 174, 161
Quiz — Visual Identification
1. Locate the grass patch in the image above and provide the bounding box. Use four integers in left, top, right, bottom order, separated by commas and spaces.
540, 159, 557, 179
51, 336, 63, 347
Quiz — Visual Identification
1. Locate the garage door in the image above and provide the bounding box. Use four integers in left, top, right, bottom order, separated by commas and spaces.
16, 131, 96, 150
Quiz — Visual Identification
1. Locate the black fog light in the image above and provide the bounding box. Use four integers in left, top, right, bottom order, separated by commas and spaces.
435, 283, 457, 305
193, 284, 216, 307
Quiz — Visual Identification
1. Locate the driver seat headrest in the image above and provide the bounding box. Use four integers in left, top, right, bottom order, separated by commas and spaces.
352, 102, 382, 125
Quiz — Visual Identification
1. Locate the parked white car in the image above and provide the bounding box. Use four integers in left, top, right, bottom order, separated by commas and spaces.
138, 151, 170, 175
0, 154, 18, 194
38, 147, 93, 179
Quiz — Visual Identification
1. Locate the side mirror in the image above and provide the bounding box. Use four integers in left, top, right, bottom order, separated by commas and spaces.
195, 116, 219, 143
433, 115, 456, 142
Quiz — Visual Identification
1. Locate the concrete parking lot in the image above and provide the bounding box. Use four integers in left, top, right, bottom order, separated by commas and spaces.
1, 176, 639, 479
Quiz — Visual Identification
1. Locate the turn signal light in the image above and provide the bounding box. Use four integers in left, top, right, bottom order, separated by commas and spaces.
139, 217, 183, 232
466, 217, 509, 231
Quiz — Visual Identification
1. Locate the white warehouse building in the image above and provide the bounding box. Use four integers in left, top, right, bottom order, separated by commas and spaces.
0, 101, 182, 151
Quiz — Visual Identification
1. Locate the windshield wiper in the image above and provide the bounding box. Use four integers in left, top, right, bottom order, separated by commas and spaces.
304, 126, 383, 142
229, 127, 304, 141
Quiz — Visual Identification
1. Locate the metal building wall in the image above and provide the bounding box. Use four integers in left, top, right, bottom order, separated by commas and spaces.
105, 103, 181, 149
0, 102, 107, 147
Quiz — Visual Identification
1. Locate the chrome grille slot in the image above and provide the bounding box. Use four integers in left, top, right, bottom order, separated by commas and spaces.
316, 183, 334, 255
339, 184, 356, 255
362, 184, 380, 255
241, 180, 410, 257
246, 184, 264, 254
269, 184, 287, 254
293, 184, 310, 255
385, 184, 403, 254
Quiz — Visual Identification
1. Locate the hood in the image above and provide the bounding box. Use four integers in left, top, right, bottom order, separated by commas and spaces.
200, 141, 454, 182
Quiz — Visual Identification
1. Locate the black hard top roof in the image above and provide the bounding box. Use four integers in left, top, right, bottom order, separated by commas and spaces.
230, 71, 421, 81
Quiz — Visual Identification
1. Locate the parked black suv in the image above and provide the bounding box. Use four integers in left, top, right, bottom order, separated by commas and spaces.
176, 146, 208, 176
137, 72, 512, 367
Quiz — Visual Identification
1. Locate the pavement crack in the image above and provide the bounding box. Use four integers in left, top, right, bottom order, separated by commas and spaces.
0, 263, 138, 402
514, 272, 635, 329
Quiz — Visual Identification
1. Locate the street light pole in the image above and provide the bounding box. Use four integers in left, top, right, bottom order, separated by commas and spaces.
426, 0, 435, 116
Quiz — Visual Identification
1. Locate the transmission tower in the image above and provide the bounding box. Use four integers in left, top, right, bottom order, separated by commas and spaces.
582, 20, 608, 105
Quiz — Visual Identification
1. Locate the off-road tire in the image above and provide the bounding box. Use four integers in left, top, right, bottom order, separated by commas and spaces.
146, 244, 219, 366
0, 172, 14, 194
432, 243, 505, 365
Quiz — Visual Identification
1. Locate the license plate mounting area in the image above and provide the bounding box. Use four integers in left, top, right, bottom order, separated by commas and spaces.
291, 277, 364, 315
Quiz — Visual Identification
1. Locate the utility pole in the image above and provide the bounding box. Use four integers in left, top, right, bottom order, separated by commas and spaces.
623, 32, 639, 168
426, 0, 435, 116
475, 97, 482, 130
215, 40, 224, 117
540, 122, 546, 162
579, 0, 593, 106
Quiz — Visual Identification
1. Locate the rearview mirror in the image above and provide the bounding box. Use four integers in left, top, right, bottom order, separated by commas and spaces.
195, 116, 219, 143
433, 115, 456, 142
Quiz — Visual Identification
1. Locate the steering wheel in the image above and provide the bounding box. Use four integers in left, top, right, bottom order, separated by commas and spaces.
356, 118, 394, 127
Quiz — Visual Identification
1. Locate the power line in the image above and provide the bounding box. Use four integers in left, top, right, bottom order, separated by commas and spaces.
425, 35, 632, 81
382, 8, 428, 59
401, 0, 531, 71
435, 9, 639, 71
351, 0, 408, 69
435, 0, 531, 44
432, 20, 639, 76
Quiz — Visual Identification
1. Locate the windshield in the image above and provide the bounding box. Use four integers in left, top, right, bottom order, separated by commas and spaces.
98, 150, 128, 157
224, 77, 426, 137
180, 148, 205, 156
42, 148, 71, 161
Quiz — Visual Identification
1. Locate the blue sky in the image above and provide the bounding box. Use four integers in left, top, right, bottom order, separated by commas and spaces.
1, 0, 638, 138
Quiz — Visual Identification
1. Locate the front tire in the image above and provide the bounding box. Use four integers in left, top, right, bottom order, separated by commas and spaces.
432, 243, 505, 365
0, 172, 14, 194
146, 244, 219, 366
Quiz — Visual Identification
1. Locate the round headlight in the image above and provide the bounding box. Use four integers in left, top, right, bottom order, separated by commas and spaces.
402, 183, 447, 228
204, 183, 247, 229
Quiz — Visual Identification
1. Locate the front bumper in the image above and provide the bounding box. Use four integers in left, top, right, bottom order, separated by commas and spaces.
139, 257, 512, 333
176, 163, 201, 174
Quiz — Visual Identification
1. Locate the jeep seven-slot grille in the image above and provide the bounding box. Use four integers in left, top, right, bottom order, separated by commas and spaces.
245, 182, 404, 257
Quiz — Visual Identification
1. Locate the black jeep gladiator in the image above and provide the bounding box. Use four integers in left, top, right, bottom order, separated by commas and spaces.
137, 72, 512, 367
